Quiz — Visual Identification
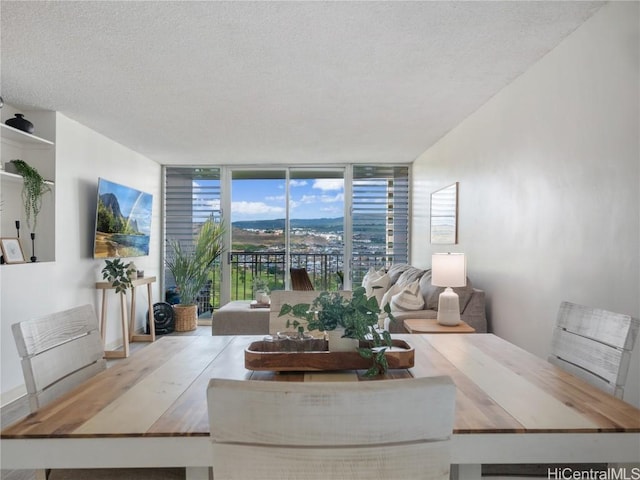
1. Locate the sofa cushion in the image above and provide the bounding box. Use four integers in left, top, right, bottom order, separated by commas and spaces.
380, 282, 403, 310
420, 270, 474, 312
391, 280, 425, 311
386, 264, 413, 285
396, 267, 426, 287
362, 267, 390, 306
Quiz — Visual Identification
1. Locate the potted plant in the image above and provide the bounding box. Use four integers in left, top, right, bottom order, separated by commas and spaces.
165, 217, 225, 331
252, 276, 270, 303
8, 159, 51, 233
278, 286, 395, 376
101, 258, 137, 294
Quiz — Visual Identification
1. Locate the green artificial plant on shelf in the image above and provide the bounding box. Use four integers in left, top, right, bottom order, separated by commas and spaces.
101, 258, 136, 294
278, 286, 395, 377
9, 159, 51, 232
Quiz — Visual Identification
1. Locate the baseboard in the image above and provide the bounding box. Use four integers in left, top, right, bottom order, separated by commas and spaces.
1, 384, 27, 407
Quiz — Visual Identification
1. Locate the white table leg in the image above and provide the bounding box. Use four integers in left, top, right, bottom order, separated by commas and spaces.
451, 464, 481, 480
186, 466, 211, 480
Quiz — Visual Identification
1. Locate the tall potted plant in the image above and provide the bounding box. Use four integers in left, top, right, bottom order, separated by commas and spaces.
165, 217, 225, 331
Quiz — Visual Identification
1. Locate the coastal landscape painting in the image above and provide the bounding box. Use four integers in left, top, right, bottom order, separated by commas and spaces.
93, 178, 152, 258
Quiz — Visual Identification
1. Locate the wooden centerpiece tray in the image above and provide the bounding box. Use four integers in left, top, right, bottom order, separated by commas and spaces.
244, 338, 414, 371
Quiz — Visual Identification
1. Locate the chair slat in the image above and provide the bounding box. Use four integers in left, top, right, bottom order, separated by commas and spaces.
12, 304, 107, 412
212, 442, 451, 480
25, 330, 105, 393
555, 301, 637, 349
208, 376, 455, 480
12, 304, 100, 356
549, 301, 639, 399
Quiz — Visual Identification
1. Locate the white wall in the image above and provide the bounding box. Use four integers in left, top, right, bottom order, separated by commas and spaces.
0, 113, 162, 403
412, 2, 640, 406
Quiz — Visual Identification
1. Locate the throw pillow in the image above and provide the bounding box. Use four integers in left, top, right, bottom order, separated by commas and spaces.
390, 280, 425, 311
367, 272, 390, 306
380, 282, 403, 310
363, 267, 389, 298
396, 267, 426, 287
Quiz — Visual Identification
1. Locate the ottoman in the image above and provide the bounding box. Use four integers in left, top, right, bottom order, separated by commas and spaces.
212, 300, 270, 335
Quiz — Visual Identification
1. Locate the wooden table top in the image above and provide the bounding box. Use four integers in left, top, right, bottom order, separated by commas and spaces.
404, 318, 476, 333
3, 334, 639, 440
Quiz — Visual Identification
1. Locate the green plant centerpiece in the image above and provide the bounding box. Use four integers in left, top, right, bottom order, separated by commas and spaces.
101, 258, 137, 294
278, 286, 395, 376
9, 159, 51, 233
165, 217, 225, 330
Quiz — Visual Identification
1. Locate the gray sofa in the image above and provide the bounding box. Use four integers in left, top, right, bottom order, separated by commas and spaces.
370, 264, 487, 333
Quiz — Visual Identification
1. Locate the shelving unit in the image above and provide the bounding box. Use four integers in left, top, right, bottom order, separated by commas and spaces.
0, 170, 54, 185
1, 108, 56, 263
0, 123, 54, 147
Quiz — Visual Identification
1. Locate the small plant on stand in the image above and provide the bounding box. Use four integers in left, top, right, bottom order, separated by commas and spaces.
101, 258, 137, 294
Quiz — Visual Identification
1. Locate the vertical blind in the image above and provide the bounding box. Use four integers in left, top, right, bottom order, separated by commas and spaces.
164, 167, 222, 309
352, 165, 409, 285
165, 167, 222, 242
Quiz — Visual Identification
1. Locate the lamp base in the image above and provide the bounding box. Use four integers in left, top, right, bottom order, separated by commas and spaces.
437, 287, 461, 326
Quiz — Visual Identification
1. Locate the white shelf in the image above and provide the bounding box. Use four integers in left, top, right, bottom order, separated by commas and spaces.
0, 123, 54, 147
0, 170, 54, 185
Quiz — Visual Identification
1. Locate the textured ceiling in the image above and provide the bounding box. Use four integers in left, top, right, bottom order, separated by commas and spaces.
0, 1, 603, 165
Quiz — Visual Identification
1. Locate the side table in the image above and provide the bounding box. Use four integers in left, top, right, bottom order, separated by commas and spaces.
403, 318, 475, 334
95, 276, 157, 358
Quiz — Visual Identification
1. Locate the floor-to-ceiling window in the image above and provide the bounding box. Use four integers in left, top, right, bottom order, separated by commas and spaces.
164, 167, 222, 317
351, 165, 410, 285
164, 164, 409, 312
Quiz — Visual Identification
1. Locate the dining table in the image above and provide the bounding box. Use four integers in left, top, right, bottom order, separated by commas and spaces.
2, 333, 639, 480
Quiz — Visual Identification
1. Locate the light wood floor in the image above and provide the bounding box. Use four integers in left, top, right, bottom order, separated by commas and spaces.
0, 326, 210, 480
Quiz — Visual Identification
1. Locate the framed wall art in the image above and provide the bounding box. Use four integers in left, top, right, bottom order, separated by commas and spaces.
1, 237, 26, 264
430, 182, 458, 244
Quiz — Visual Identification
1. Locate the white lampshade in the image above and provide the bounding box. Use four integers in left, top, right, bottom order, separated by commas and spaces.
432, 253, 466, 287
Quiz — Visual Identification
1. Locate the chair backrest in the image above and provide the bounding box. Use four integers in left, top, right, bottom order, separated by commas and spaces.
548, 301, 639, 398
12, 304, 107, 411
269, 290, 353, 338
207, 376, 456, 480
290, 267, 315, 290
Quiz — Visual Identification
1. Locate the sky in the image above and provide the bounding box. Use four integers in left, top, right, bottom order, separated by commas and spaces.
231, 178, 344, 221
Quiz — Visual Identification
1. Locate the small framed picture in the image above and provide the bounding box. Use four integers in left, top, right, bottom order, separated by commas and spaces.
1, 238, 26, 264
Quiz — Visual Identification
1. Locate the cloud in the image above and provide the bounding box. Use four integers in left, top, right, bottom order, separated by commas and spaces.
289, 180, 308, 188
313, 179, 344, 191
232, 201, 284, 215
265, 194, 285, 202
295, 192, 344, 205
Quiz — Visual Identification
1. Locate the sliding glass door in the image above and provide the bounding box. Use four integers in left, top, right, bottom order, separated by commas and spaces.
228, 168, 345, 302
164, 164, 409, 311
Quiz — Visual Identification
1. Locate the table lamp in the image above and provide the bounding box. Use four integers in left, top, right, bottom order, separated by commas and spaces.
432, 253, 466, 326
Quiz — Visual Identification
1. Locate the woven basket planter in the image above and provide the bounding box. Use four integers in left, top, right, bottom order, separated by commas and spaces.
173, 304, 198, 332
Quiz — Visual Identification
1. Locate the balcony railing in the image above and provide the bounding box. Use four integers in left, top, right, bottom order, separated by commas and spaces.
178, 251, 398, 317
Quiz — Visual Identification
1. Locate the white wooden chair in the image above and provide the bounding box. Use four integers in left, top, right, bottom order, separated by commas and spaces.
484, 301, 639, 478
12, 304, 108, 412
12, 305, 184, 480
548, 301, 639, 399
207, 376, 456, 480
